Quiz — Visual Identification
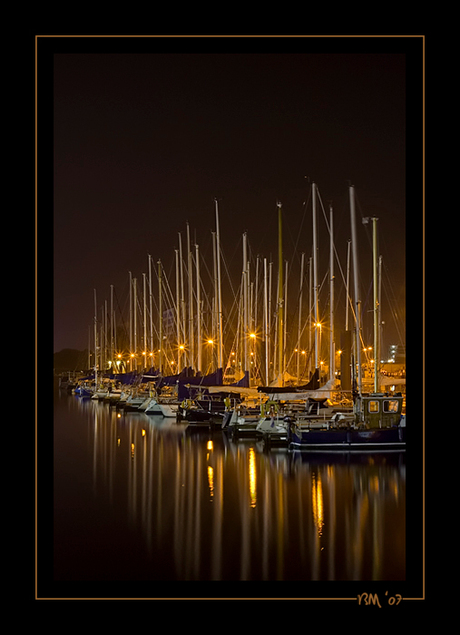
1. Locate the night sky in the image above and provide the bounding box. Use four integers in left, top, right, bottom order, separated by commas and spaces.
43, 36, 423, 357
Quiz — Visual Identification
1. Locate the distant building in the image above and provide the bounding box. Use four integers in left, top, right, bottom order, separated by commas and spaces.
388, 344, 406, 363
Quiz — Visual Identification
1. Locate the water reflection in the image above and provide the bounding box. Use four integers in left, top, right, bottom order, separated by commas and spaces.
55, 392, 406, 581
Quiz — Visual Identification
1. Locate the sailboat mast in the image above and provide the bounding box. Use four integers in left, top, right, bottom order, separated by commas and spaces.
178, 233, 186, 360
268, 260, 273, 382
379, 254, 383, 368
175, 249, 181, 369
110, 284, 114, 368
143, 273, 147, 367
264, 257, 269, 385
277, 201, 284, 386
329, 204, 335, 381
187, 223, 194, 369
372, 217, 379, 393
215, 199, 223, 369
195, 242, 202, 373
129, 271, 133, 369
349, 184, 362, 394
158, 259, 163, 373
345, 239, 351, 331
93, 288, 98, 385
297, 252, 305, 383
243, 232, 248, 377
284, 259, 288, 379
308, 257, 312, 377
133, 277, 137, 369
149, 255, 154, 359
104, 300, 107, 371
312, 183, 319, 372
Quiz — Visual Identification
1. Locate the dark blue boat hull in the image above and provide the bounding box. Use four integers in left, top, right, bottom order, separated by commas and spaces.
289, 425, 405, 452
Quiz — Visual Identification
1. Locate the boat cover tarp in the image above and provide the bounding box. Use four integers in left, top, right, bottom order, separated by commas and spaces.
176, 369, 251, 401
174, 368, 223, 400
257, 374, 338, 401
102, 370, 142, 385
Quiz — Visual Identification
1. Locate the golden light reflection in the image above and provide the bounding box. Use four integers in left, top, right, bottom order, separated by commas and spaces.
370, 475, 380, 493
312, 472, 324, 536
131, 443, 135, 458
249, 447, 257, 508
207, 465, 214, 499
207, 440, 213, 451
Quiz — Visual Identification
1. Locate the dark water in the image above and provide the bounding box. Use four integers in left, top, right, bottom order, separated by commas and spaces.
52, 387, 406, 588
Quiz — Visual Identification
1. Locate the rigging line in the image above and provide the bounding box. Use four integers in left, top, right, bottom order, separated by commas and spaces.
316, 187, 355, 323
113, 286, 130, 343
223, 274, 245, 343
225, 231, 243, 278
219, 237, 239, 307
293, 191, 312, 257
381, 264, 405, 346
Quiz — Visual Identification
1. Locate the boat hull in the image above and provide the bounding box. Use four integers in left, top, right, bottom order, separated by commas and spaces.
288, 425, 405, 452
144, 402, 176, 418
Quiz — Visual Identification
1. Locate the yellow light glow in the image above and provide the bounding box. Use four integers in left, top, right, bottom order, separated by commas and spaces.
207, 466, 214, 498
249, 333, 256, 339
207, 339, 214, 345
249, 447, 257, 508
207, 440, 213, 451
312, 472, 324, 537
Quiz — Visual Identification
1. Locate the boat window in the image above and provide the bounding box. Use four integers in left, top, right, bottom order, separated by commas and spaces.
383, 400, 399, 413
368, 400, 379, 413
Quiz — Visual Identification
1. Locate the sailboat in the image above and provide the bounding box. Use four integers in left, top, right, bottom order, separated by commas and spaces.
287, 185, 406, 452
